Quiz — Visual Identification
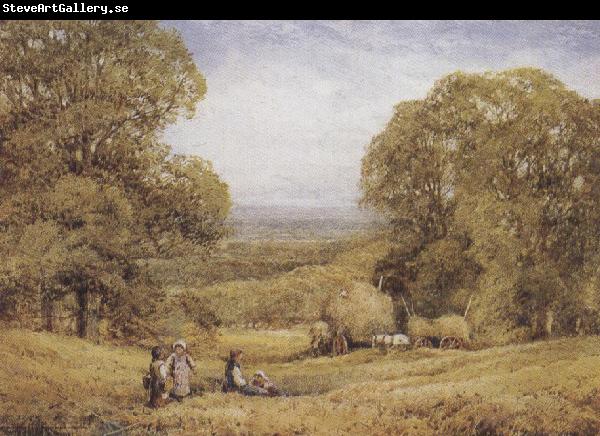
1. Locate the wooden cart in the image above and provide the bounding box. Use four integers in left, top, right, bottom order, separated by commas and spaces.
404, 295, 473, 350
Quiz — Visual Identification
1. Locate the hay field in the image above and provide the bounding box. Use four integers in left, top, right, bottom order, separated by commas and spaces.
190, 238, 391, 327
2, 328, 600, 435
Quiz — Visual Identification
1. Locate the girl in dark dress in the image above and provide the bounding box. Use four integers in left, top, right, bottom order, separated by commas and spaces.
148, 346, 169, 408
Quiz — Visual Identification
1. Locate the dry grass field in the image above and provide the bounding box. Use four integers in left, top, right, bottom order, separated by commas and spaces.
2, 327, 600, 435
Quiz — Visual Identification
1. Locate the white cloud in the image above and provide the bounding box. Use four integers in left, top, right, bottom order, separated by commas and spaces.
163, 21, 600, 207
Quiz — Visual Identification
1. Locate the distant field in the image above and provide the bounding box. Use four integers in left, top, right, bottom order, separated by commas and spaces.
148, 204, 386, 291
3, 328, 600, 435
150, 238, 357, 290
227, 205, 385, 240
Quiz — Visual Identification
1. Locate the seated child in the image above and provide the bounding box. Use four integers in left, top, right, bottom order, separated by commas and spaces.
224, 349, 268, 396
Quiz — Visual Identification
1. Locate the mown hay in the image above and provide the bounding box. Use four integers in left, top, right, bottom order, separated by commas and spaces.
308, 321, 330, 339
3, 328, 600, 435
408, 315, 470, 340
324, 281, 395, 343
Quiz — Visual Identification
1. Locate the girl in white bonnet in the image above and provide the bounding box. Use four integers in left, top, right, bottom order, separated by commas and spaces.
166, 339, 196, 401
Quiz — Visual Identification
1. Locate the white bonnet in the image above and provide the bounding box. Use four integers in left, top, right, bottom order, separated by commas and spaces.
173, 339, 187, 351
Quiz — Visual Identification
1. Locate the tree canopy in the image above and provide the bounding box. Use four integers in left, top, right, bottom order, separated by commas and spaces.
362, 68, 600, 343
0, 21, 231, 338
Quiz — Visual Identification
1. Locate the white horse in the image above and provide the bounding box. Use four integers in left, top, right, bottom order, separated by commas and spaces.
372, 333, 410, 348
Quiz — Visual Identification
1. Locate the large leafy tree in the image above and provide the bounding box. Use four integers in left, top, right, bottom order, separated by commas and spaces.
361, 100, 455, 246
444, 69, 600, 340
0, 21, 231, 338
140, 155, 231, 257
0, 21, 203, 186
362, 68, 600, 341
361, 98, 466, 318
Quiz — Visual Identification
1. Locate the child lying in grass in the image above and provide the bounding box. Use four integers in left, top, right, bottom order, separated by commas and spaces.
251, 370, 285, 397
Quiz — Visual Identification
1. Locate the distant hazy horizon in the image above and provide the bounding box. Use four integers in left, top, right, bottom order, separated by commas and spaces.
227, 203, 384, 240
162, 20, 600, 209
228, 203, 381, 215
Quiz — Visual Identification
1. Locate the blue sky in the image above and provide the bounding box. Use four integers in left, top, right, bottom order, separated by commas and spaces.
162, 21, 600, 208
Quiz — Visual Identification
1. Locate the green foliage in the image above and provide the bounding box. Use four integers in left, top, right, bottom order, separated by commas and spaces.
140, 155, 231, 257
362, 68, 600, 343
0, 21, 230, 338
411, 235, 480, 317
0, 21, 204, 188
361, 100, 455, 245
178, 290, 221, 330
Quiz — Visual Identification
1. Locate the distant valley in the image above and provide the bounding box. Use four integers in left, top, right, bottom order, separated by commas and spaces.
227, 204, 385, 240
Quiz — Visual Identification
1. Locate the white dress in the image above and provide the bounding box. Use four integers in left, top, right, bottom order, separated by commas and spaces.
166, 353, 196, 397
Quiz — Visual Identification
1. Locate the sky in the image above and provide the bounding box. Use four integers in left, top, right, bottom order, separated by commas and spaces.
162, 21, 600, 208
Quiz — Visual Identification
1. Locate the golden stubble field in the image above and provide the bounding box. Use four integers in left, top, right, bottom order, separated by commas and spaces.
2, 327, 600, 435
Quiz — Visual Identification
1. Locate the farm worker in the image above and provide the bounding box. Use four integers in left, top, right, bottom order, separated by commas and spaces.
147, 346, 169, 408
331, 329, 349, 357
311, 331, 328, 357
166, 339, 196, 401
224, 349, 268, 396
251, 370, 284, 397
309, 321, 331, 356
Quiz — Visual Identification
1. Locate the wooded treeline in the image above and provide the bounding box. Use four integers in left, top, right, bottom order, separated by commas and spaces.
0, 21, 231, 339
2, 22, 598, 348
361, 69, 600, 344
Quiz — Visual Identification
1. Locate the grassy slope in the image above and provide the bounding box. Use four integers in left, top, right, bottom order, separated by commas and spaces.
152, 239, 353, 292
2, 328, 600, 435
192, 237, 390, 327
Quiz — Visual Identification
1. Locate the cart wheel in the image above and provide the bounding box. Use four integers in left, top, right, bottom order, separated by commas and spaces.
440, 336, 462, 350
414, 337, 433, 348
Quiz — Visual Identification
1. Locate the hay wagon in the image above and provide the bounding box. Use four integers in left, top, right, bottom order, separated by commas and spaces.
400, 293, 473, 350
407, 315, 470, 350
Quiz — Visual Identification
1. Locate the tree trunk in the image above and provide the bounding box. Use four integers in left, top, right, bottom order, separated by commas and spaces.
41, 296, 54, 332
76, 288, 88, 338
545, 309, 554, 337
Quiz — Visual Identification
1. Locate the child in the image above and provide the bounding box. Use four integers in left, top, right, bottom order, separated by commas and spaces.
223, 349, 268, 396
147, 346, 169, 408
251, 370, 283, 397
166, 339, 196, 401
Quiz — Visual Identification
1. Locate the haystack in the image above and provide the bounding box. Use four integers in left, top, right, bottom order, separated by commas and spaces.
408, 315, 470, 340
309, 320, 330, 338
308, 320, 332, 355
324, 281, 395, 344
